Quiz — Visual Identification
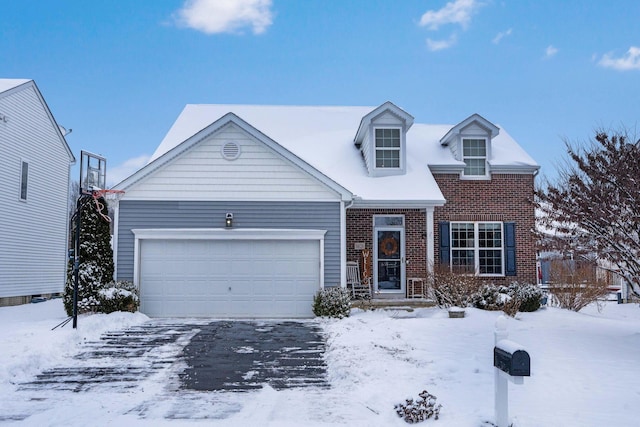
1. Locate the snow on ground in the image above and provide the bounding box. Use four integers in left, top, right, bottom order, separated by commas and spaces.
0, 299, 639, 426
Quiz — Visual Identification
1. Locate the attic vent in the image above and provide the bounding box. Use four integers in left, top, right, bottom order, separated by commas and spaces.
221, 141, 241, 160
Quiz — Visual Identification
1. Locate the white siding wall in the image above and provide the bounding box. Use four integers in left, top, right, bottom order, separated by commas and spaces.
125, 122, 340, 201
460, 123, 487, 136
0, 86, 71, 298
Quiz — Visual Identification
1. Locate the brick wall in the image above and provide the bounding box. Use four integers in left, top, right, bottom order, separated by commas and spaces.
346, 209, 427, 280
433, 173, 537, 285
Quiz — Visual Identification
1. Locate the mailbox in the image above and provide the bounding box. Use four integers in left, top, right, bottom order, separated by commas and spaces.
494, 340, 530, 377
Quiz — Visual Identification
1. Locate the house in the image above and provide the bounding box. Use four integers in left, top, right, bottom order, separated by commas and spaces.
113, 102, 538, 318
0, 79, 76, 306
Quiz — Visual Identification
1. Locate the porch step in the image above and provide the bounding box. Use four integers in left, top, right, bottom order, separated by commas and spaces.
351, 298, 436, 311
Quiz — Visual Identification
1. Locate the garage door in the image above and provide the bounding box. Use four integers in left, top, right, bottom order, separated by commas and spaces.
139, 239, 320, 318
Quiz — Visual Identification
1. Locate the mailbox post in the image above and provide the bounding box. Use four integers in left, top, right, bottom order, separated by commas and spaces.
494, 316, 530, 427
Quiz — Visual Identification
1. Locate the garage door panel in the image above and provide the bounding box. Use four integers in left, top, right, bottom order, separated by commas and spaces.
140, 239, 320, 318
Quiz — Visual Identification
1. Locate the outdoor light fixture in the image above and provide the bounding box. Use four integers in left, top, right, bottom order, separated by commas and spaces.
225, 213, 233, 228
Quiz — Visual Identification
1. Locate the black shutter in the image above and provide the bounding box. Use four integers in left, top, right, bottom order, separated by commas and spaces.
504, 222, 516, 276
439, 221, 450, 265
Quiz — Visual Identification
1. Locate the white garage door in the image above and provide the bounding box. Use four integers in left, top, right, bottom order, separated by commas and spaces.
139, 239, 320, 318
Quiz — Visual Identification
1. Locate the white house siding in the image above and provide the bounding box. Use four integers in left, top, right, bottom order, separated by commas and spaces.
124, 122, 338, 201
460, 123, 487, 136
0, 84, 71, 300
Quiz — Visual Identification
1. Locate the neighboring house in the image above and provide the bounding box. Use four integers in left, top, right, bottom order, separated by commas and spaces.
0, 79, 75, 306
113, 102, 538, 318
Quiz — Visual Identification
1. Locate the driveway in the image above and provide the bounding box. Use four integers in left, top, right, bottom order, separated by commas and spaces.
19, 319, 327, 393
180, 321, 328, 391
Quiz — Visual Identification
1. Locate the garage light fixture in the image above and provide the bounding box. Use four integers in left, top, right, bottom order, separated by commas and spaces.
225, 213, 233, 228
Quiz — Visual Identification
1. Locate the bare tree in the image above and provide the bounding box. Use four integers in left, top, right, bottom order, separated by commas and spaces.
536, 130, 640, 299
547, 260, 610, 311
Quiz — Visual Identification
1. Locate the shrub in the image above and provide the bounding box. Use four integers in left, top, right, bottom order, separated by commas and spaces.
427, 266, 480, 308
547, 260, 610, 311
312, 287, 351, 318
509, 282, 543, 312
395, 389, 442, 423
98, 281, 139, 314
470, 284, 509, 311
470, 282, 543, 315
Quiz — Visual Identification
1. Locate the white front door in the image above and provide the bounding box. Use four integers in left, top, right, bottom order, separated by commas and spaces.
373, 224, 405, 294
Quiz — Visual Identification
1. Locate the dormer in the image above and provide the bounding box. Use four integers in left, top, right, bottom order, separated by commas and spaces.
354, 102, 414, 177
439, 113, 499, 180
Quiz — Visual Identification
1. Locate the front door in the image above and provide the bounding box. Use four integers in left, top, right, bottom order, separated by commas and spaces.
374, 225, 405, 294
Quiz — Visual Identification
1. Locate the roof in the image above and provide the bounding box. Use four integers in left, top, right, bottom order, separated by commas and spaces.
0, 79, 31, 94
146, 104, 539, 205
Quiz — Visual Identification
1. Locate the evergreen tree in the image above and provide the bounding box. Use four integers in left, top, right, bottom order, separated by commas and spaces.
64, 195, 114, 316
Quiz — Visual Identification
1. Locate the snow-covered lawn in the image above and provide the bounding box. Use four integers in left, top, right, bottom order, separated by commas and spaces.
1, 299, 639, 426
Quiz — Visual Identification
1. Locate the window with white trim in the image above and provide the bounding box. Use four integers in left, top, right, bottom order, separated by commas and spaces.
451, 222, 503, 275
20, 161, 29, 201
462, 138, 487, 176
375, 128, 401, 168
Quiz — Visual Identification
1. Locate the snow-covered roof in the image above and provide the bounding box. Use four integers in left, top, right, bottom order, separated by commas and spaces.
0, 79, 31, 94
147, 104, 539, 205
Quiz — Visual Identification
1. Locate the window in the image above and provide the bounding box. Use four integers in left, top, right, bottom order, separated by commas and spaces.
462, 138, 487, 176
374, 215, 404, 227
450, 222, 503, 275
375, 128, 400, 168
20, 161, 29, 201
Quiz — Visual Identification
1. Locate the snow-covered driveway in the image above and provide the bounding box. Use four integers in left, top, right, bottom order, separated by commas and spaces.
2, 315, 328, 423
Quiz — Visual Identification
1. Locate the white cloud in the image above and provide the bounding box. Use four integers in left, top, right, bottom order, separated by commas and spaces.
545, 45, 558, 59
598, 46, 640, 71
107, 154, 151, 187
419, 0, 483, 31
174, 0, 273, 35
426, 35, 458, 51
492, 28, 512, 44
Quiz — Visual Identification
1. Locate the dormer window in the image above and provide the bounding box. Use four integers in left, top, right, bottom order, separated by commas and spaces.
462, 138, 487, 176
375, 128, 401, 168
354, 102, 413, 177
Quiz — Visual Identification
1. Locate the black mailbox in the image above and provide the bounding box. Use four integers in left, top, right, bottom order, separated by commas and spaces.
494, 344, 530, 377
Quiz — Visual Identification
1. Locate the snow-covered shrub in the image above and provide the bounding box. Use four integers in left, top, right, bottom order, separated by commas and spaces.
427, 266, 480, 308
470, 284, 510, 311
312, 286, 351, 318
395, 389, 442, 423
98, 281, 139, 314
508, 282, 543, 312
470, 282, 543, 315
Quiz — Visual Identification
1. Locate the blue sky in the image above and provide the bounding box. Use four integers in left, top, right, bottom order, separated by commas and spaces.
2, 0, 640, 185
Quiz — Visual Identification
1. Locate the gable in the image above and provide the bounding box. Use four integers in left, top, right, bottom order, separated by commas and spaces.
122, 121, 344, 201
0, 80, 74, 163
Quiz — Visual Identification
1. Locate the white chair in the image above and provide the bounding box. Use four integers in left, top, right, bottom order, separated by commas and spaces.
347, 261, 371, 299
